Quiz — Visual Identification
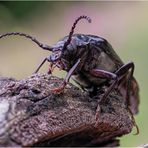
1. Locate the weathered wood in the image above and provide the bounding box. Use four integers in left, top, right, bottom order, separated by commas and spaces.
0, 74, 134, 147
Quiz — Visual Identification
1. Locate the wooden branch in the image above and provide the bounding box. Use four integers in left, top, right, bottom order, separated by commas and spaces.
0, 74, 134, 147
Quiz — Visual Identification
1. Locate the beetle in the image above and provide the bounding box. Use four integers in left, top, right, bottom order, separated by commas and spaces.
0, 15, 139, 134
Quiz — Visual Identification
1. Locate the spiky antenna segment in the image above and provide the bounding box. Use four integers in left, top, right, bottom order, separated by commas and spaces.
0, 32, 53, 51
63, 15, 91, 50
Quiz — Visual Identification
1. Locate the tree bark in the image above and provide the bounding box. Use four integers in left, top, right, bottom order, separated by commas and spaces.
0, 74, 134, 147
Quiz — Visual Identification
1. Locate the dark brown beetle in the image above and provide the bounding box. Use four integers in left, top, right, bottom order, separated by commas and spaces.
0, 15, 139, 134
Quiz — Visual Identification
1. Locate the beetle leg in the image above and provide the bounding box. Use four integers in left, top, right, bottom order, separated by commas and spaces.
47, 62, 54, 74
115, 62, 134, 105
90, 69, 118, 125
90, 69, 118, 103
51, 58, 81, 93
115, 62, 139, 134
34, 58, 54, 74
91, 62, 139, 134
34, 58, 48, 73
90, 63, 136, 104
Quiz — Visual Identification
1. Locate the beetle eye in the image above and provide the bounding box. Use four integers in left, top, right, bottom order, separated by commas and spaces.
53, 54, 59, 59
48, 51, 61, 62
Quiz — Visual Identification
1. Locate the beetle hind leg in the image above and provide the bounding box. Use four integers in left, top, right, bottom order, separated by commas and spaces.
90, 69, 118, 126
90, 64, 139, 134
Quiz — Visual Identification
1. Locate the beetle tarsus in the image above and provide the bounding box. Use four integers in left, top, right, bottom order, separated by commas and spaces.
94, 104, 101, 127
50, 83, 66, 94
127, 107, 139, 135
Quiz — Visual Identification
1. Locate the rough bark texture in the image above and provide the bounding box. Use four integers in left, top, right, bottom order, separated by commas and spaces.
0, 74, 134, 147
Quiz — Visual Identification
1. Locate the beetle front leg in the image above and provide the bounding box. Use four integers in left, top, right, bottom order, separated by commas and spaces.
51, 59, 81, 93
34, 57, 49, 73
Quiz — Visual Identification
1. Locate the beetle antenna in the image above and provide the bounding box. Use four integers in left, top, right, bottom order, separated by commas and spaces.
0, 32, 53, 51
63, 15, 91, 50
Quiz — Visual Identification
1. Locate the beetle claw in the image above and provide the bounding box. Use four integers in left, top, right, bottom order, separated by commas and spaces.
94, 104, 101, 127
50, 83, 66, 94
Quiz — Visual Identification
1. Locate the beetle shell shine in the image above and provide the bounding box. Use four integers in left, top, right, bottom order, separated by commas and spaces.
52, 34, 124, 89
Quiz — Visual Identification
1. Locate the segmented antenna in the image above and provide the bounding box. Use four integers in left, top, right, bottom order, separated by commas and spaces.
0, 32, 53, 51
63, 15, 91, 50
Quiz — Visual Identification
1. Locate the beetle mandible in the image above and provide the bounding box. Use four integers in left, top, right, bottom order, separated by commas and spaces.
0, 15, 139, 134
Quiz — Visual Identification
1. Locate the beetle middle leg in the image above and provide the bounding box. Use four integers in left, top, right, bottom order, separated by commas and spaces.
90, 62, 139, 134
90, 69, 118, 123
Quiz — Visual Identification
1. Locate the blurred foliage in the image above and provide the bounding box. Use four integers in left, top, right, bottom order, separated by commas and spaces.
0, 2, 44, 19
0, 1, 148, 147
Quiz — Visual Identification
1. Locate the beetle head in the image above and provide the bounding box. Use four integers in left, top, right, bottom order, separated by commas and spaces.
47, 48, 62, 62
44, 15, 91, 72
45, 43, 67, 72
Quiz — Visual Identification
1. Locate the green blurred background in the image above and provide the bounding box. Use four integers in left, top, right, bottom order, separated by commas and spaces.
0, 1, 147, 147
